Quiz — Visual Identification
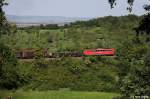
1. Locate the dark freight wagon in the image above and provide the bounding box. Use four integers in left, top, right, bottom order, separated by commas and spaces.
15, 49, 36, 59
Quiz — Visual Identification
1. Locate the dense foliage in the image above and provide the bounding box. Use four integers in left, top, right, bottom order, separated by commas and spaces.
0, 0, 21, 90
17, 56, 117, 92
0, 43, 19, 89
116, 42, 150, 98
108, 0, 150, 98
0, 0, 11, 36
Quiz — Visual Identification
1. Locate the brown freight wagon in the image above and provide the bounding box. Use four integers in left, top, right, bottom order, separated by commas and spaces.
15, 49, 36, 59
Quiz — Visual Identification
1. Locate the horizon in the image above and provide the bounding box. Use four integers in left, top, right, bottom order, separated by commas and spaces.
6, 14, 142, 19
6, 14, 91, 18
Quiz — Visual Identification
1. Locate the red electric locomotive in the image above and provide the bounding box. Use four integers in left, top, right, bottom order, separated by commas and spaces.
83, 48, 115, 56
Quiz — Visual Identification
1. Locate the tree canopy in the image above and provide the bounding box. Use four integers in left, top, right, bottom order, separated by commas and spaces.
108, 0, 134, 11
0, 0, 10, 37
108, 0, 150, 35
108, 0, 150, 98
0, 0, 20, 89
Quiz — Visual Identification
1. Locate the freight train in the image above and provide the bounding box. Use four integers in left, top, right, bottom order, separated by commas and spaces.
15, 48, 115, 59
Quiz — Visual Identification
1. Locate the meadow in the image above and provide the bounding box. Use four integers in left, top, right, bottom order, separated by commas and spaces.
0, 91, 118, 99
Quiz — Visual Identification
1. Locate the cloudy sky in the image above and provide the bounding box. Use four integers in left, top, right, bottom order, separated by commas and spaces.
4, 0, 149, 17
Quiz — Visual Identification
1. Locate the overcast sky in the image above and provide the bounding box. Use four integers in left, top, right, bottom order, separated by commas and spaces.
4, 0, 149, 18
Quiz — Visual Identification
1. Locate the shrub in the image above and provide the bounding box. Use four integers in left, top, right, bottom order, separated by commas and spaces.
0, 43, 19, 89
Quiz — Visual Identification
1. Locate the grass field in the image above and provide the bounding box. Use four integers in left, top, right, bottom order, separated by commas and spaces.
0, 91, 118, 99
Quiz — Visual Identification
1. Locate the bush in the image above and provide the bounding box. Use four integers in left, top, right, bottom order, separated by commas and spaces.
0, 43, 19, 89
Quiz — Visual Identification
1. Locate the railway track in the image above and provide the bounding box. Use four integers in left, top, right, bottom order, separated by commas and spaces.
18, 57, 83, 62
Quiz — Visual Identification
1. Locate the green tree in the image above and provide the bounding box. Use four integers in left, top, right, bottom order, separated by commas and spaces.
108, 1, 150, 98
108, 0, 150, 36
0, 0, 11, 36
109, 0, 134, 10
0, 0, 20, 89
0, 43, 19, 89
116, 41, 150, 98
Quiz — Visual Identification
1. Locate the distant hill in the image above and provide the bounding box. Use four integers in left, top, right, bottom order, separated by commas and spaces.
6, 15, 90, 25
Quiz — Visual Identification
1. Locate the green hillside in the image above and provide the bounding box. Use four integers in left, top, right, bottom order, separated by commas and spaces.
1, 15, 140, 51
0, 15, 150, 99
